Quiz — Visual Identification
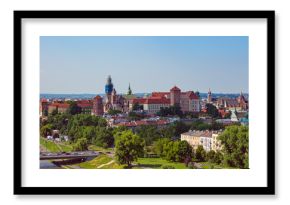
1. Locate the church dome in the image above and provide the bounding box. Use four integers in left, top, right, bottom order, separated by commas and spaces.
105, 75, 113, 94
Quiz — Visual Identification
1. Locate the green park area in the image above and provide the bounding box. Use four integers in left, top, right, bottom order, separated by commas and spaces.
135, 157, 187, 169
40, 138, 73, 152
40, 112, 249, 169
78, 154, 124, 169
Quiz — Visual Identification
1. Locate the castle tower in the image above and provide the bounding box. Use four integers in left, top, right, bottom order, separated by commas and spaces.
92, 95, 104, 116
170, 86, 181, 106
111, 88, 117, 105
207, 88, 212, 103
105, 75, 114, 103
237, 91, 248, 110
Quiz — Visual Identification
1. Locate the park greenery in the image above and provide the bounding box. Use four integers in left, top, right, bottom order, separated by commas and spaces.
157, 105, 183, 117
132, 102, 144, 111
205, 103, 221, 118
114, 130, 145, 168
107, 109, 122, 115
218, 125, 249, 168
40, 111, 248, 169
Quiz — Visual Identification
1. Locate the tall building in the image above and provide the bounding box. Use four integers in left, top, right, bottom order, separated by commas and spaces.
129, 86, 200, 113
170, 86, 181, 106
104, 75, 114, 111
92, 95, 103, 116
207, 88, 212, 103
105, 75, 113, 103
103, 75, 126, 113
127, 83, 132, 95
237, 91, 248, 110
40, 98, 49, 116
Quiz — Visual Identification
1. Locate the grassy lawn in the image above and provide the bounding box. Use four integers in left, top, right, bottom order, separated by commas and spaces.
135, 157, 188, 169
57, 143, 73, 152
88, 145, 114, 153
78, 154, 113, 169
199, 161, 233, 169
40, 138, 73, 152
40, 138, 61, 152
101, 162, 125, 169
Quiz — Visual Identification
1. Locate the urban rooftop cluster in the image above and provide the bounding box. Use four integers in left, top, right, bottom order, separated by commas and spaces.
40, 75, 248, 128
40, 75, 249, 169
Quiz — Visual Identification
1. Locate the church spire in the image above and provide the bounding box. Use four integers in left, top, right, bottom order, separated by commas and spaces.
127, 83, 132, 95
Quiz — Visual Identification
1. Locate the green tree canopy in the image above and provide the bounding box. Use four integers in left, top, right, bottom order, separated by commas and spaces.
155, 139, 193, 165
115, 130, 145, 168
51, 108, 58, 116
67, 101, 82, 115
206, 150, 216, 163
195, 145, 206, 162
107, 109, 122, 115
40, 123, 53, 137
157, 105, 183, 117
172, 121, 190, 136
132, 102, 143, 111
73, 138, 88, 151
218, 125, 249, 168
153, 138, 171, 157
135, 125, 160, 146
94, 127, 114, 148
206, 103, 220, 118
128, 111, 145, 121
176, 140, 193, 165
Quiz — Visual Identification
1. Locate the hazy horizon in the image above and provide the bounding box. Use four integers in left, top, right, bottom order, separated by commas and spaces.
40, 36, 248, 94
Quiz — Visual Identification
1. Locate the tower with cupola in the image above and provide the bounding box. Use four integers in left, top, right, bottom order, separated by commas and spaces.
207, 88, 212, 103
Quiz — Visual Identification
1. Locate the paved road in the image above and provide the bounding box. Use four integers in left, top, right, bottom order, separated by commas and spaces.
40, 151, 99, 160
97, 160, 115, 168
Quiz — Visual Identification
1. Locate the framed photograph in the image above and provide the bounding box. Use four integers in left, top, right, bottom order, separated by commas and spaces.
14, 10, 275, 195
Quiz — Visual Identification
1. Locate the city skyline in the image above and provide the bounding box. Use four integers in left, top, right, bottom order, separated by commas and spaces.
40, 36, 248, 94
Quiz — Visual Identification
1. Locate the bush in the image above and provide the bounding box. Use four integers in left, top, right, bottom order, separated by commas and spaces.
195, 145, 206, 162
206, 150, 216, 163
187, 162, 197, 169
73, 138, 88, 151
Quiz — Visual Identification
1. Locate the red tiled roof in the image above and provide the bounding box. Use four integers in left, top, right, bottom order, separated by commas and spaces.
151, 92, 170, 98
201, 108, 207, 113
170, 86, 181, 91
77, 103, 92, 108
115, 119, 169, 127
93, 95, 102, 100
155, 120, 169, 125
40, 98, 48, 103
131, 98, 147, 104
49, 103, 70, 108
135, 121, 148, 126
78, 100, 91, 104
185, 91, 199, 100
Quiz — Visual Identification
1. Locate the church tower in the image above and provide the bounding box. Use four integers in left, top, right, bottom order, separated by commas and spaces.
127, 83, 132, 95
207, 88, 212, 103
105, 75, 113, 104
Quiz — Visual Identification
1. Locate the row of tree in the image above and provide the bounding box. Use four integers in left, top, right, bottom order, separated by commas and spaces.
114, 124, 249, 169
40, 112, 248, 169
153, 138, 193, 165
41, 113, 111, 150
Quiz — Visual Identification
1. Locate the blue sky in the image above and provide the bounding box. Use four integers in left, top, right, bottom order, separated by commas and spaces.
40, 36, 248, 94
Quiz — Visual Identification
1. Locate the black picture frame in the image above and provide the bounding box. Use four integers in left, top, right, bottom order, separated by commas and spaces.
14, 10, 275, 195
